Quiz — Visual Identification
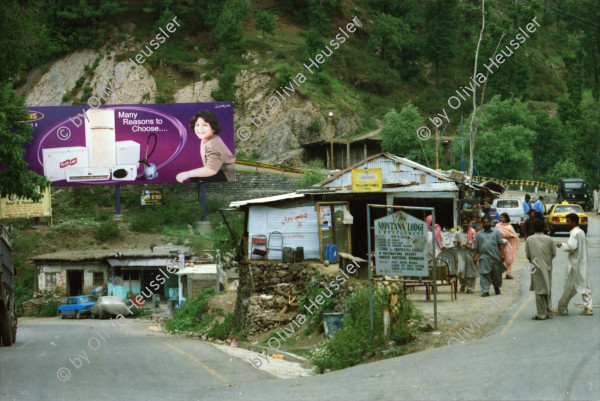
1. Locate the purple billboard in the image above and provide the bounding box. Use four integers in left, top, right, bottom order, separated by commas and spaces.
23, 102, 235, 186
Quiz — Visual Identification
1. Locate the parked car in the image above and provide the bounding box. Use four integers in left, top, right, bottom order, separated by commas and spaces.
91, 296, 133, 319
544, 202, 588, 236
57, 295, 96, 319
492, 198, 526, 234
557, 179, 589, 209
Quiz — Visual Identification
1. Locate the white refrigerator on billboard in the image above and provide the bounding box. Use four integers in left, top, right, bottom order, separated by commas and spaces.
85, 109, 117, 169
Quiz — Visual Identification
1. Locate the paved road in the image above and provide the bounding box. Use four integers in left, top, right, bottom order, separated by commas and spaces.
1, 216, 598, 401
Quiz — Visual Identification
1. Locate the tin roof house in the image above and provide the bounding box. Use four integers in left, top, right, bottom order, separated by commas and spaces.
230, 153, 462, 263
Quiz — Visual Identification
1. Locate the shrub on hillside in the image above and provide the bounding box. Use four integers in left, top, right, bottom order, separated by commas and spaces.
130, 199, 203, 232
94, 221, 120, 242
309, 288, 420, 370
165, 287, 215, 332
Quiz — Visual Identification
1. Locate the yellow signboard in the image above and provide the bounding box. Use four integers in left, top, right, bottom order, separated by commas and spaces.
0, 187, 52, 218
352, 168, 382, 192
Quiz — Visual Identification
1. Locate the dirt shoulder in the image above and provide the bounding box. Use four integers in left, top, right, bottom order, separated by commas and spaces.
402, 241, 529, 354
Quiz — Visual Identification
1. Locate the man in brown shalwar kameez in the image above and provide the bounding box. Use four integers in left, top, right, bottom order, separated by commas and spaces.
525, 219, 556, 320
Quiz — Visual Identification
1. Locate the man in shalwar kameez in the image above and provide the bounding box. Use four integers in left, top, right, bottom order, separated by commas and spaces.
456, 218, 478, 294
554, 213, 593, 316
473, 216, 506, 297
525, 219, 556, 320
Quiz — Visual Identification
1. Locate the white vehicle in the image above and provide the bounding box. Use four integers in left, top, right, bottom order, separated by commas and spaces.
492, 198, 526, 235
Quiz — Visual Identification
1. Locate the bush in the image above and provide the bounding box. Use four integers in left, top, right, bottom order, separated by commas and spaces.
206, 312, 235, 340
27, 300, 62, 317
211, 70, 236, 102
94, 221, 120, 242
309, 287, 420, 371
155, 93, 167, 103
94, 210, 112, 222
301, 159, 327, 188
308, 118, 321, 134
165, 287, 215, 333
299, 271, 335, 334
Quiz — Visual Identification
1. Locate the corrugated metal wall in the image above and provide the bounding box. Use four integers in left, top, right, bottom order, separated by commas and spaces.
248, 204, 320, 259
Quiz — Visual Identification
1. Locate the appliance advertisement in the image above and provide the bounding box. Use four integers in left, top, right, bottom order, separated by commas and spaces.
23, 102, 235, 186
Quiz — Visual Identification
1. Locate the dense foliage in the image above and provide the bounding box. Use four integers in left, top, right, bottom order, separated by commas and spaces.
0, 0, 598, 187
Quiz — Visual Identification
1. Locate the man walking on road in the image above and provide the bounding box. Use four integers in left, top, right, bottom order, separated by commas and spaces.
473, 216, 506, 297
593, 185, 600, 214
525, 219, 556, 320
456, 218, 478, 294
553, 213, 593, 316
523, 209, 537, 239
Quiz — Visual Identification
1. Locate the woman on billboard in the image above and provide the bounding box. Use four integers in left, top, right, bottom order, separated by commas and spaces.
176, 110, 235, 182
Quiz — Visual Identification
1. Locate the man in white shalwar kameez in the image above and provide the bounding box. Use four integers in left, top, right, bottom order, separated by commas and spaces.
456, 218, 478, 294
594, 186, 600, 214
554, 213, 593, 316
525, 219, 556, 320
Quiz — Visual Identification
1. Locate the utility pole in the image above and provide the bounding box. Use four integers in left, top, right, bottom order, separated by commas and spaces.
346, 131, 350, 169
435, 125, 439, 170
329, 112, 334, 170
460, 116, 465, 172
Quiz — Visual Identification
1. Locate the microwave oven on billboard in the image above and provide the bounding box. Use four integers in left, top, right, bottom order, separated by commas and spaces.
111, 165, 137, 181
42, 147, 89, 181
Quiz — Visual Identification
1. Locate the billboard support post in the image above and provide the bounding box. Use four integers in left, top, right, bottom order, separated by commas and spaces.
115, 185, 121, 215
201, 182, 207, 221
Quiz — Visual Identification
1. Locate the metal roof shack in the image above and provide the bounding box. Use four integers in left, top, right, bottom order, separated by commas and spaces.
31, 246, 191, 299
229, 153, 462, 263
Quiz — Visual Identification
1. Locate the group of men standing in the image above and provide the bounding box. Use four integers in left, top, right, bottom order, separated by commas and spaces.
525, 213, 593, 319
452, 206, 592, 318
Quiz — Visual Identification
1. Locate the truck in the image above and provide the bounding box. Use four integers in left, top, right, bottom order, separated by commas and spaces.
0, 222, 17, 346
557, 179, 589, 210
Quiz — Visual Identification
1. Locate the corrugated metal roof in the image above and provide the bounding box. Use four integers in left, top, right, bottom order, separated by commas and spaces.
229, 192, 304, 208
388, 182, 458, 192
321, 153, 452, 188
176, 264, 217, 275
304, 182, 458, 194
107, 258, 173, 267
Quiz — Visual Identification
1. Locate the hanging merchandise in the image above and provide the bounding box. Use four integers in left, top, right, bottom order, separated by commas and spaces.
138, 133, 158, 180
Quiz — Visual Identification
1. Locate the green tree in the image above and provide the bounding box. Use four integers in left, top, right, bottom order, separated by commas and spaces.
0, 83, 49, 200
215, 8, 244, 50
254, 10, 275, 46
211, 70, 236, 101
0, 0, 61, 81
558, 49, 585, 122
531, 112, 569, 179
304, 28, 325, 69
544, 160, 585, 185
369, 12, 408, 62
380, 104, 433, 165
472, 96, 537, 179
424, 0, 459, 87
